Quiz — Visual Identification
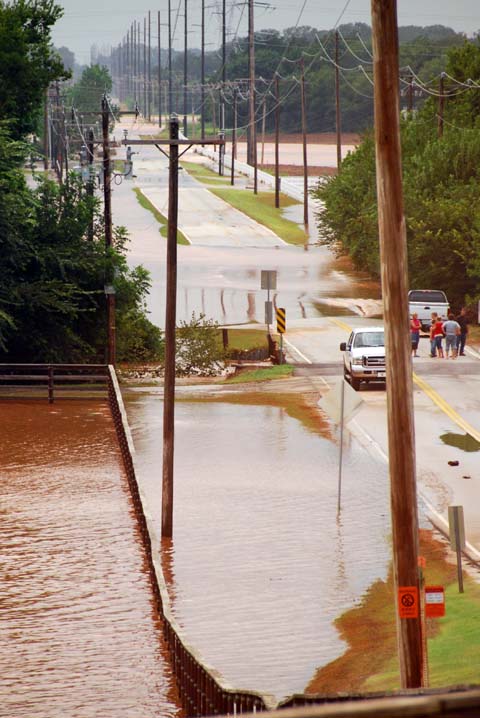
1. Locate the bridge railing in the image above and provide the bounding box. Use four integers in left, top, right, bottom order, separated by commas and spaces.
107, 366, 275, 716
0, 363, 109, 402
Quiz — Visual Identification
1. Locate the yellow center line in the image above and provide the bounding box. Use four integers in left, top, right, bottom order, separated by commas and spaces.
413, 373, 480, 443
330, 317, 353, 333
330, 317, 480, 441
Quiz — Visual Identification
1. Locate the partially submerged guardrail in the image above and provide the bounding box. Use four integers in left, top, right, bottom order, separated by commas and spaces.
0, 364, 109, 402
107, 366, 275, 716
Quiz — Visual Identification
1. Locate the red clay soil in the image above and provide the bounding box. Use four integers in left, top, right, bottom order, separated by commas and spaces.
304, 529, 456, 695
260, 164, 337, 177
238, 132, 360, 145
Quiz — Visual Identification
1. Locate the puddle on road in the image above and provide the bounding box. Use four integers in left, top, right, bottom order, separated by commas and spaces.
125, 388, 392, 701
0, 400, 182, 718
440, 431, 480, 452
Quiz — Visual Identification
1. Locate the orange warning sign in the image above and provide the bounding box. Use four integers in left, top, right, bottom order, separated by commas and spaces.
398, 586, 419, 619
425, 586, 445, 618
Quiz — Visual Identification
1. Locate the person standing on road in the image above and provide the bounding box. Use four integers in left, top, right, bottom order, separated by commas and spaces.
456, 307, 469, 356
431, 315, 445, 358
429, 312, 438, 357
442, 313, 461, 359
410, 313, 421, 357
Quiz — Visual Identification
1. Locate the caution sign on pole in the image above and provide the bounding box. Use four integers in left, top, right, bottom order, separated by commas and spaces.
276, 307, 286, 334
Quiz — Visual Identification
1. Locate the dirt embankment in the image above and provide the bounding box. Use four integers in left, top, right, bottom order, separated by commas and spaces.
238, 132, 361, 145
304, 529, 457, 694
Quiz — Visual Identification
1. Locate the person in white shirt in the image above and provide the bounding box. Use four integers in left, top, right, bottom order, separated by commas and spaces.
442, 313, 461, 359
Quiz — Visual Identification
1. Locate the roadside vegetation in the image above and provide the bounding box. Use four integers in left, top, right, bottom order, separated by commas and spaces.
133, 188, 190, 245
180, 160, 227, 185
211, 188, 308, 245
306, 529, 480, 692
225, 365, 293, 384
313, 39, 480, 313
0, 0, 162, 363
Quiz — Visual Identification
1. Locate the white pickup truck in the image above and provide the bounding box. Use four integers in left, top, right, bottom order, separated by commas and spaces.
340, 327, 386, 391
408, 290, 450, 333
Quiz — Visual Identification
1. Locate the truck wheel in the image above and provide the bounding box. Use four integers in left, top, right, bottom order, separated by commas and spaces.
351, 377, 361, 391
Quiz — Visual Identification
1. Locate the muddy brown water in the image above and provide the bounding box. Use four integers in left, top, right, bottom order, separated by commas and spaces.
125, 388, 393, 701
0, 399, 182, 718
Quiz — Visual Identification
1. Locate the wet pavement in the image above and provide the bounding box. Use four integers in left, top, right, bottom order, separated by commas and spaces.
124, 386, 393, 702
0, 399, 182, 718
112, 118, 380, 329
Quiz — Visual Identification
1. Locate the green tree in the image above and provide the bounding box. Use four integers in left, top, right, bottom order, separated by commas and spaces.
175, 313, 224, 376
70, 64, 112, 114
313, 39, 480, 309
0, 0, 68, 139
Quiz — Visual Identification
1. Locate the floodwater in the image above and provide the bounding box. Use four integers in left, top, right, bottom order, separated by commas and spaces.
440, 431, 480, 452
125, 388, 393, 702
0, 400, 182, 718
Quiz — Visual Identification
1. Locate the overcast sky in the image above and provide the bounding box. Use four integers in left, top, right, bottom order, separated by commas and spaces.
52, 0, 480, 66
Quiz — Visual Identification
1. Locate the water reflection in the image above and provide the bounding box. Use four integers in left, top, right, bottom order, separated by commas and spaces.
125, 390, 392, 701
0, 400, 182, 718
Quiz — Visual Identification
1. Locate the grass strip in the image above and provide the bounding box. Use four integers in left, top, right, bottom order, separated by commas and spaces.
133, 187, 189, 245
225, 364, 293, 384
217, 328, 267, 352
305, 529, 480, 694
180, 161, 308, 246
210, 188, 308, 246
180, 160, 227, 184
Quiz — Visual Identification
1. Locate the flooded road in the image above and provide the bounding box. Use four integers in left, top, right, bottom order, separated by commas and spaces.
0, 400, 182, 718
125, 388, 393, 701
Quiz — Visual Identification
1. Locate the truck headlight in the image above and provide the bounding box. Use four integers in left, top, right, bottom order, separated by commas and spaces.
352, 357, 364, 365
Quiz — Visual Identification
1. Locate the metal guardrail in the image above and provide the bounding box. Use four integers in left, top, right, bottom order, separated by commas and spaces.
225, 687, 480, 717
107, 366, 274, 716
0, 363, 109, 402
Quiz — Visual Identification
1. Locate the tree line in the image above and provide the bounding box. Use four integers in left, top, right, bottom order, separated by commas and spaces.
101, 22, 466, 135
0, 0, 162, 363
313, 38, 480, 311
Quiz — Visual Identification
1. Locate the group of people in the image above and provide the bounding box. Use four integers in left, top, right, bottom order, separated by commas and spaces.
410, 307, 468, 359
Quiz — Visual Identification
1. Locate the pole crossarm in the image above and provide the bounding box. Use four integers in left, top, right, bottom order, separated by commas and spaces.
121, 138, 225, 146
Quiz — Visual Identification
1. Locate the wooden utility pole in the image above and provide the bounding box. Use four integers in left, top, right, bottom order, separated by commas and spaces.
201, 0, 205, 140
274, 74, 280, 208
231, 88, 237, 185
335, 31, 342, 171
122, 129, 224, 537
253, 87, 258, 194
102, 97, 112, 249
168, 0, 173, 115
407, 73, 414, 113
158, 11, 162, 126
247, 0, 255, 165
143, 17, 147, 117
148, 11, 152, 121
138, 21, 141, 108
438, 72, 445, 139
183, 0, 188, 135
371, 0, 424, 689
300, 58, 309, 227
261, 98, 266, 166
102, 96, 115, 365
87, 128, 95, 241
162, 116, 179, 539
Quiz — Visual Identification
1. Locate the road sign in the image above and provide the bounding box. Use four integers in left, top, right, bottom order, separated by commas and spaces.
425, 586, 445, 618
261, 270, 277, 290
448, 506, 465, 551
398, 586, 419, 619
265, 301, 273, 325
276, 307, 286, 334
